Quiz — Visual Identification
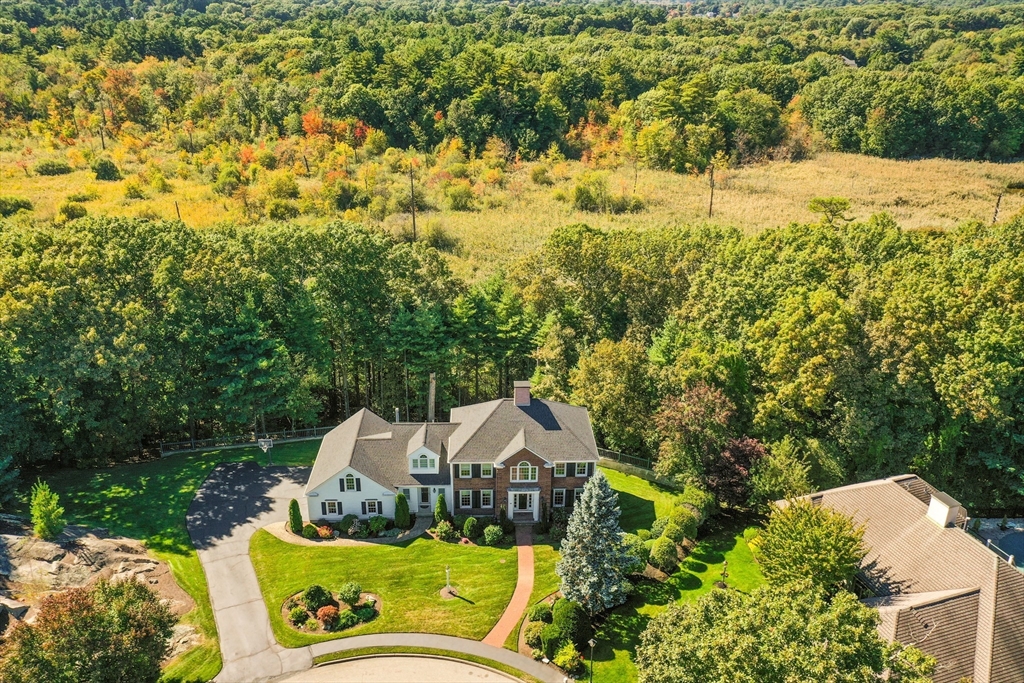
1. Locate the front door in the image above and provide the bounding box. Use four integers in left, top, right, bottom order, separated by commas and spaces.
514, 492, 533, 512
420, 487, 430, 507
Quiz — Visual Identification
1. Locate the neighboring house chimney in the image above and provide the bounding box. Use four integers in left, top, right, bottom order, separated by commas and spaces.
427, 372, 436, 423
927, 490, 961, 528
514, 380, 531, 407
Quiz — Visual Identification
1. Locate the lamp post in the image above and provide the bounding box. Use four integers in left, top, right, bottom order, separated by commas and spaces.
588, 638, 596, 682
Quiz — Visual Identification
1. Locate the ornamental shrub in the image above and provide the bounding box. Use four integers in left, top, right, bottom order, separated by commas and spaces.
302, 584, 332, 612
541, 622, 564, 659
317, 605, 339, 630
317, 525, 333, 539
394, 492, 410, 529
669, 506, 699, 540
662, 523, 686, 544
651, 517, 669, 538
91, 157, 121, 180
499, 505, 515, 534
527, 602, 552, 623
339, 514, 358, 532
354, 606, 376, 622
337, 581, 361, 607
650, 535, 678, 572
434, 519, 458, 542
34, 159, 73, 175
482, 525, 503, 546
463, 516, 478, 539
434, 492, 449, 524
621, 532, 650, 574
335, 609, 360, 631
368, 515, 388, 533
553, 642, 584, 674
0, 195, 32, 216
288, 499, 303, 534
289, 606, 308, 625
525, 621, 545, 648
679, 485, 717, 525
454, 514, 469, 530
552, 599, 592, 650
637, 528, 652, 541
302, 523, 319, 539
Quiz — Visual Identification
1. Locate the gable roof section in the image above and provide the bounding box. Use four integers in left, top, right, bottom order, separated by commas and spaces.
805, 476, 1024, 683
305, 410, 456, 493
447, 398, 598, 464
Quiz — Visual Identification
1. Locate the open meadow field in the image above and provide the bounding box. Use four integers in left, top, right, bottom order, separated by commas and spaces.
4, 139, 1022, 281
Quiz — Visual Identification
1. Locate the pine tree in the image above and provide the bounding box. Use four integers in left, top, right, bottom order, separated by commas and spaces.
556, 470, 633, 615
31, 480, 65, 541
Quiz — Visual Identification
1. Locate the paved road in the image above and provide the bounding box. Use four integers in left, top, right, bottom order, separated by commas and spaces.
279, 654, 519, 682
187, 463, 563, 683
187, 462, 313, 683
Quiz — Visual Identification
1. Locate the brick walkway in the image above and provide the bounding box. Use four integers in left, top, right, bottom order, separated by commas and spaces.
482, 526, 535, 647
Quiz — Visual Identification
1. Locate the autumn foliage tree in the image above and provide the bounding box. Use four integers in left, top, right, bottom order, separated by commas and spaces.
654, 382, 735, 481
0, 580, 176, 683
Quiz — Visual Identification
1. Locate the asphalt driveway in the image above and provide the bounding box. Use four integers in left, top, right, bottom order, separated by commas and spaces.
186, 462, 312, 683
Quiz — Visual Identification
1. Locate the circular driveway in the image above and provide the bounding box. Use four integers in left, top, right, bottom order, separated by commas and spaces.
278, 655, 520, 682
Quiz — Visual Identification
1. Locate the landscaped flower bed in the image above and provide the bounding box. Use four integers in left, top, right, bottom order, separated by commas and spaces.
282, 582, 380, 634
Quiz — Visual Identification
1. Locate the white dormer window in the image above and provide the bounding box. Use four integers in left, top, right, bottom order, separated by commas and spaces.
412, 454, 435, 471
459, 464, 472, 478
511, 461, 538, 482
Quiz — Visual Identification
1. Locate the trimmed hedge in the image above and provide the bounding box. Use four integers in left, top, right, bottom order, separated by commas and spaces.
482, 525, 503, 546
650, 535, 678, 572
463, 516, 478, 539
552, 599, 591, 650
527, 602, 552, 623
394, 492, 410, 529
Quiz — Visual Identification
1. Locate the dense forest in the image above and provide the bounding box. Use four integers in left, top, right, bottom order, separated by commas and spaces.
3, 214, 1024, 513
2, 0, 1024, 513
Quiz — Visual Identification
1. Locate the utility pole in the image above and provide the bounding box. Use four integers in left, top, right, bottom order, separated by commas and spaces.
707, 163, 715, 219
409, 164, 417, 241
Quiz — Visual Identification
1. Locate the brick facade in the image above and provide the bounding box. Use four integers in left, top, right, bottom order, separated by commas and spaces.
451, 448, 594, 520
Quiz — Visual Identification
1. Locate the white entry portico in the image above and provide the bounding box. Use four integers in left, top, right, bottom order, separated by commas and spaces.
508, 488, 540, 522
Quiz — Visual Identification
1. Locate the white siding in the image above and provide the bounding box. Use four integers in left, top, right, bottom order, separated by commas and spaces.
304, 466, 395, 521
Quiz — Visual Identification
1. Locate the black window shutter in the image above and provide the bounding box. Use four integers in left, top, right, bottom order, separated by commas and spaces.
473, 490, 481, 508
321, 502, 327, 515
340, 478, 345, 491
361, 501, 367, 515
377, 500, 382, 513
588, 462, 594, 476
356, 478, 362, 491
338, 502, 343, 514
472, 464, 481, 478
567, 462, 576, 478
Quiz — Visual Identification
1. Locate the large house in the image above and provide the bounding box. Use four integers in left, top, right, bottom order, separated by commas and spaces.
797, 475, 1024, 683
303, 381, 599, 524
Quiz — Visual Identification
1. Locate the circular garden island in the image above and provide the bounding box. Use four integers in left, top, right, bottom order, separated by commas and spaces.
284, 581, 380, 634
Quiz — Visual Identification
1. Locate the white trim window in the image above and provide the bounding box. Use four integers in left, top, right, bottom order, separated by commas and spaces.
511, 460, 539, 482
366, 500, 380, 515
460, 490, 472, 508
459, 464, 472, 478
325, 500, 340, 515
553, 489, 565, 508
554, 463, 566, 477
481, 463, 494, 478
481, 489, 493, 508
345, 474, 356, 491
574, 488, 585, 504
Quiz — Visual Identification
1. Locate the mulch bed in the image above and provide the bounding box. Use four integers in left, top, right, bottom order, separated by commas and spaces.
281, 590, 382, 634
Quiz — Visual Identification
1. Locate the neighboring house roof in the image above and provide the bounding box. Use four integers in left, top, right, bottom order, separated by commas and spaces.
800, 475, 1024, 683
304, 409, 457, 493
447, 398, 598, 464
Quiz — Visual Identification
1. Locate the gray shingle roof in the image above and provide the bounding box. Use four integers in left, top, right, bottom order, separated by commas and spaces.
304, 409, 456, 492
447, 398, 598, 464
803, 476, 1024, 683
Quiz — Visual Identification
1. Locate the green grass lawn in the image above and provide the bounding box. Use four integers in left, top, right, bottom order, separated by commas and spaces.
600, 467, 686, 533
12, 439, 321, 682
249, 530, 520, 647
591, 521, 764, 683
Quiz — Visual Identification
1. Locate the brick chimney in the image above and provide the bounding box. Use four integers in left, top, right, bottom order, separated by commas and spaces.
513, 381, 531, 407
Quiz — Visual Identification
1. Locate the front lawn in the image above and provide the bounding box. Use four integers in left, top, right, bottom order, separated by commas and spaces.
12, 439, 321, 682
249, 530, 520, 647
